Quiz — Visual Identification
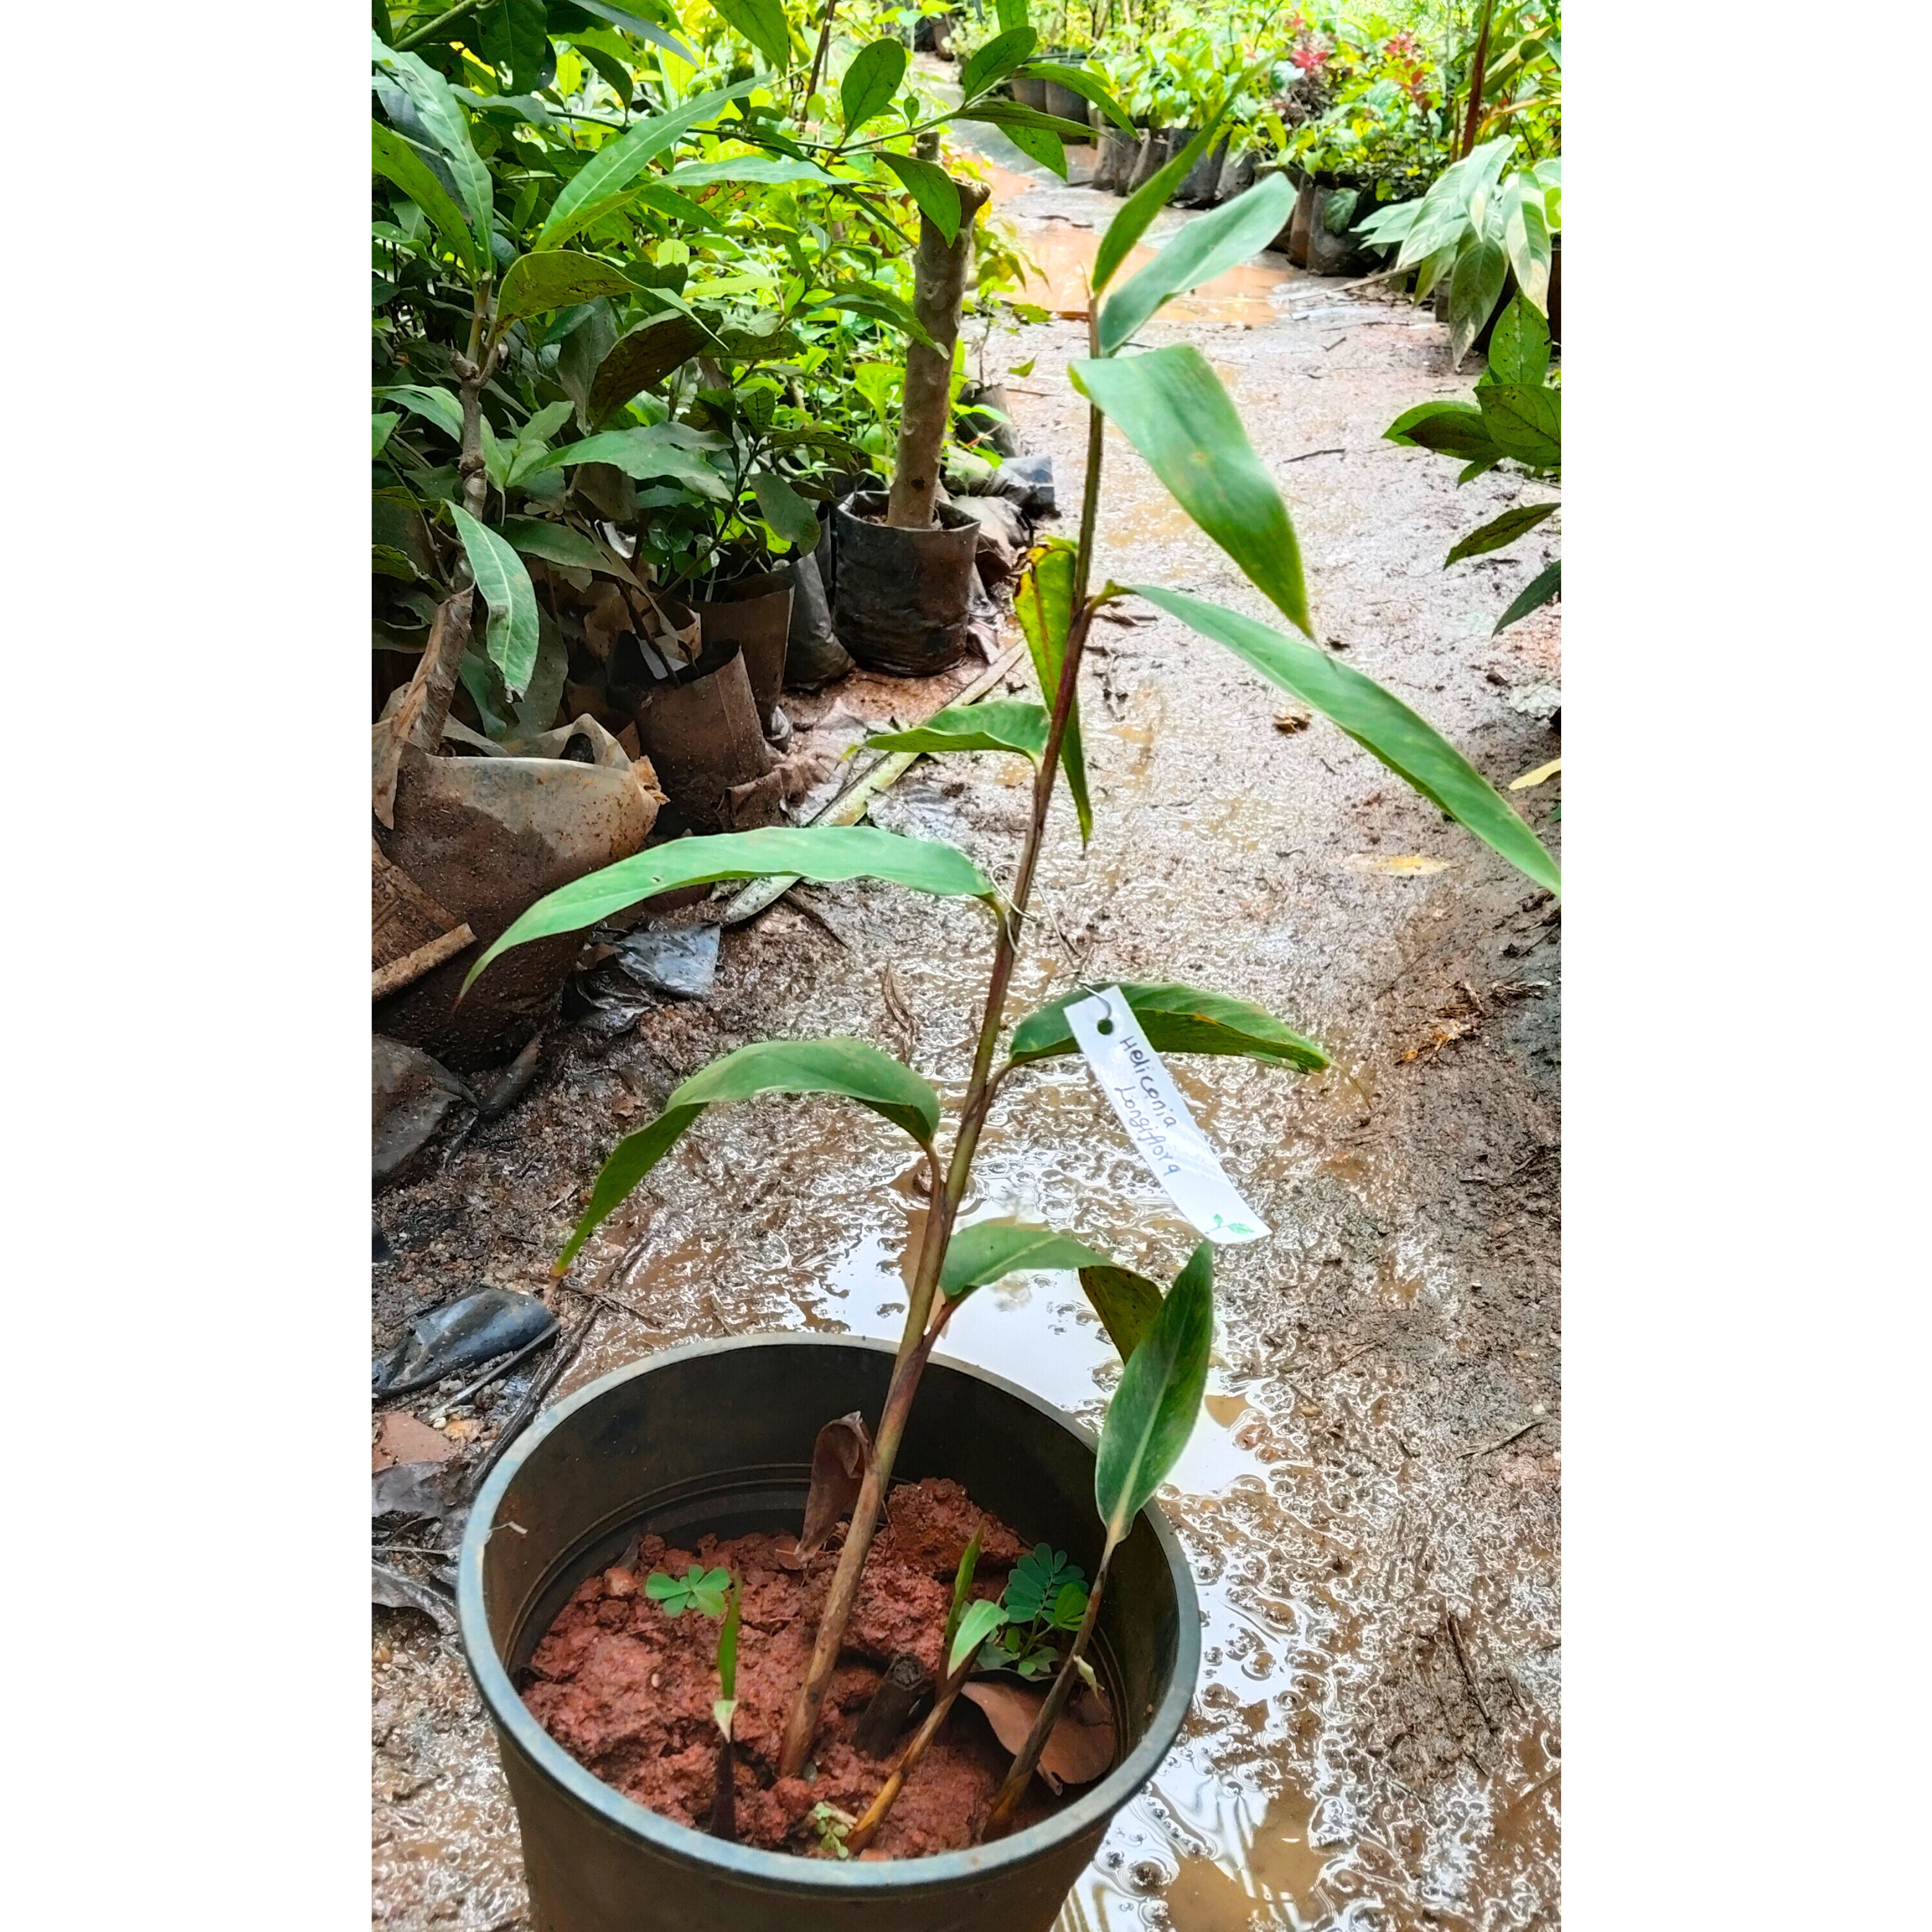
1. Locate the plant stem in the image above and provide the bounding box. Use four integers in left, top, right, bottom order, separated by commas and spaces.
844, 1645, 977, 1853
710, 1735, 736, 1840
982, 1544, 1113, 1838
1458, 0, 1498, 160
803, 0, 840, 115
396, 1, 481, 53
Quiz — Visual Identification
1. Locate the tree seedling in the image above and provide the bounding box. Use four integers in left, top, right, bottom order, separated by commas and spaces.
646, 1563, 740, 1839
470, 35, 1560, 1850
978, 1546, 1089, 1681
808, 1801, 855, 1859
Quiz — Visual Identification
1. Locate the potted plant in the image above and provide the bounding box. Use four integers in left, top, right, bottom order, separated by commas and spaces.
459, 90, 1559, 1928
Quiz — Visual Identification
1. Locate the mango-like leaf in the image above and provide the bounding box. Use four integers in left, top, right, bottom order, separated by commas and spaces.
498, 515, 641, 583
1072, 346, 1309, 637
1127, 586, 1561, 896
375, 384, 465, 442
841, 38, 907, 128
526, 424, 727, 497
956, 105, 1069, 178
569, 0, 696, 65
750, 471, 820, 550
878, 152, 962, 242
961, 27, 1038, 101
373, 36, 494, 246
941, 1221, 1117, 1301
1445, 502, 1556, 567
1098, 173, 1292, 354
495, 250, 645, 332
1013, 542, 1092, 843
863, 698, 1049, 762
559, 1039, 942, 1267
950, 1598, 1009, 1677
451, 504, 540, 697
466, 824, 997, 989
1384, 400, 1496, 459
1447, 236, 1507, 366
1077, 1265, 1163, 1362
1495, 178, 1551, 313
1093, 111, 1230, 296
1022, 61, 1132, 131
995, 0, 1030, 30
808, 285, 939, 351
1095, 1242, 1213, 1547
669, 156, 840, 188
372, 122, 485, 271
709, 0, 789, 69
584, 314, 712, 425
1009, 981, 1328, 1071
536, 77, 760, 248
1476, 383, 1560, 468
1493, 559, 1560, 635
373, 413, 401, 459
1485, 296, 1550, 388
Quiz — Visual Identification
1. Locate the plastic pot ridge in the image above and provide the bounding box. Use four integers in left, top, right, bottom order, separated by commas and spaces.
459, 1334, 1201, 1932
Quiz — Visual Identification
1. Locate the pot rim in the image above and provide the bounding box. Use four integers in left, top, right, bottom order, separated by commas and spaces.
834, 489, 979, 538
458, 1331, 1201, 1894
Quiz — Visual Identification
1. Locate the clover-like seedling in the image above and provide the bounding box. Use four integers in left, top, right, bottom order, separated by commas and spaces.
809, 1801, 854, 1860
646, 1564, 732, 1618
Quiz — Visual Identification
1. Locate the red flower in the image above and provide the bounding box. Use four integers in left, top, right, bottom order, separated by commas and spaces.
1291, 46, 1329, 72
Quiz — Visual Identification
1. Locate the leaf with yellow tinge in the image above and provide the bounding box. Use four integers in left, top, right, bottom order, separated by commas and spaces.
1508, 757, 1562, 791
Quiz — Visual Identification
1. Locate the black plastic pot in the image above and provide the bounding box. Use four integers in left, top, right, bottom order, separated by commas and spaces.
1215, 149, 1257, 204
1174, 135, 1228, 208
1123, 128, 1174, 196
1092, 120, 1137, 193
778, 550, 851, 692
832, 489, 979, 678
1041, 78, 1088, 125
459, 1335, 1199, 1932
1010, 75, 1049, 112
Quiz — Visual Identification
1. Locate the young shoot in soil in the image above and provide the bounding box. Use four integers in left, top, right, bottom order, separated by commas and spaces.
646, 1564, 740, 1840
470, 70, 1561, 1843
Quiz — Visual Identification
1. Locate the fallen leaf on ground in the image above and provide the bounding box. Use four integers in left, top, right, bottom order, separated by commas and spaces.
1400, 1015, 1480, 1062
1273, 708, 1311, 733
373, 1411, 460, 1472
797, 1411, 872, 1559
1508, 757, 1561, 791
1344, 854, 1450, 876
961, 1680, 1116, 1792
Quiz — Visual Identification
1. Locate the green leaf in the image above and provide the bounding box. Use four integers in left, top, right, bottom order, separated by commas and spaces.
716, 1580, 741, 1705
863, 698, 1049, 763
1022, 61, 1132, 132
961, 27, 1038, 102
536, 77, 761, 248
499, 515, 639, 582
527, 424, 727, 497
372, 541, 416, 579
374, 384, 465, 442
569, 1, 696, 65
956, 106, 1071, 178
480, 0, 551, 92
1476, 383, 1560, 468
709, 0, 789, 69
495, 250, 644, 333
1072, 345, 1309, 637
878, 153, 962, 243
808, 286, 939, 352
559, 1039, 942, 1266
942, 1527, 983, 1661
373, 37, 495, 247
584, 314, 712, 425
1445, 502, 1556, 567
1495, 178, 1551, 313
995, 0, 1030, 30
1385, 401, 1497, 460
669, 156, 839, 188
750, 471, 820, 550
465, 824, 997, 990
1485, 296, 1550, 388
1095, 1242, 1214, 1548
372, 122, 485, 272
1447, 235, 1507, 367
1005, 1545, 1084, 1623
373, 412, 401, 458
1093, 111, 1230, 297
1009, 981, 1328, 1072
1077, 1266, 1164, 1362
1492, 559, 1560, 635
1013, 542, 1092, 843
841, 38, 907, 129
940, 1221, 1117, 1301
1097, 173, 1291, 354
949, 1599, 1009, 1677
451, 504, 540, 697
1127, 587, 1561, 896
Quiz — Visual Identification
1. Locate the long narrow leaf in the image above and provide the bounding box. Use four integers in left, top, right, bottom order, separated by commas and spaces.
1445, 502, 1556, 566
1022, 61, 1132, 131
372, 123, 485, 272
1093, 110, 1230, 295
1072, 346, 1309, 637
941, 1222, 1117, 1300
1129, 586, 1560, 895
1095, 1243, 1214, 1547
864, 699, 1049, 762
373, 37, 493, 248
1493, 559, 1560, 634
465, 825, 997, 990
1009, 981, 1327, 1070
961, 27, 1038, 100
1098, 175, 1292, 354
559, 1040, 942, 1267
451, 504, 539, 697
1013, 543, 1092, 843
568, 1, 697, 64
536, 77, 761, 248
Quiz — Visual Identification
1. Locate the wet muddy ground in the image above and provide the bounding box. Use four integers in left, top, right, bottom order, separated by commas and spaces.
374, 145, 1560, 1932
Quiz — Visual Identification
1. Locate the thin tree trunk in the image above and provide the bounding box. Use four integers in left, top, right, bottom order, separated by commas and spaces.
886, 149, 990, 528
1458, 0, 1497, 160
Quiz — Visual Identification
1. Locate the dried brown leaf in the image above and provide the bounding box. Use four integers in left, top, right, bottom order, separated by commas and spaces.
796, 1411, 873, 1559
961, 1680, 1116, 1791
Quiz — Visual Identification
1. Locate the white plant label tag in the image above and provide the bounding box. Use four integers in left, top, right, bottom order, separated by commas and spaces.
1065, 987, 1270, 1245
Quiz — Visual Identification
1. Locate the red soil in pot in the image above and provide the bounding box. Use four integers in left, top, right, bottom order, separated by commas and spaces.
522, 1478, 1076, 1858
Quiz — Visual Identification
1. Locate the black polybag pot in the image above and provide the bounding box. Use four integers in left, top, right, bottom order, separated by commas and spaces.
832, 490, 979, 678
778, 549, 851, 691
1174, 135, 1228, 207
459, 1335, 1199, 1932
1093, 122, 1136, 193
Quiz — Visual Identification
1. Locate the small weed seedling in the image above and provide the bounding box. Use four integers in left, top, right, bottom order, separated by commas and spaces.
645, 1565, 731, 1619
472, 61, 1560, 1849
979, 1546, 1089, 1681
646, 1566, 741, 1839
808, 1801, 854, 1859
